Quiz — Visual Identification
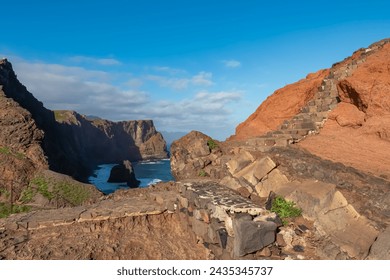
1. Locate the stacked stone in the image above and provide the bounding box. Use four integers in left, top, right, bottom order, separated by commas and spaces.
176, 181, 280, 259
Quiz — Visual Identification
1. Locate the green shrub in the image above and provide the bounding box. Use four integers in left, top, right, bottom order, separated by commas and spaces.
0, 146, 26, 159
0, 146, 11, 155
20, 186, 35, 203
198, 170, 207, 177
54, 182, 90, 206
271, 196, 302, 225
29, 175, 91, 206
31, 177, 54, 200
0, 188, 10, 198
207, 139, 218, 150
0, 203, 31, 219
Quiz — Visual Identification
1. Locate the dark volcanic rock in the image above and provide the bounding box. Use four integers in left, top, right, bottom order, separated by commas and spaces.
108, 160, 140, 188
233, 214, 277, 257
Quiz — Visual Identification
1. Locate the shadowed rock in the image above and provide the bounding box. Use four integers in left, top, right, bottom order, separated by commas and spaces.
107, 160, 140, 188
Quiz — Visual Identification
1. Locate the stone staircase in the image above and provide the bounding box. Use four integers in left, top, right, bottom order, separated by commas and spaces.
246, 39, 390, 150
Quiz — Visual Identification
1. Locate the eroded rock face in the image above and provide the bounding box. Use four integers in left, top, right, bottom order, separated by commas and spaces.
0, 87, 47, 202
107, 160, 140, 188
55, 111, 168, 166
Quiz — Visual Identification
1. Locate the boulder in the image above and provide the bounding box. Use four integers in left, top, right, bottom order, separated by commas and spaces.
233, 214, 277, 257
232, 156, 277, 186
255, 168, 289, 197
367, 226, 390, 260
226, 151, 254, 174
107, 160, 140, 188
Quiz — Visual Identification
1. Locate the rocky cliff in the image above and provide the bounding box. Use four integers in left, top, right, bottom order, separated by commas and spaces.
0, 59, 168, 183
54, 110, 168, 165
0, 85, 47, 201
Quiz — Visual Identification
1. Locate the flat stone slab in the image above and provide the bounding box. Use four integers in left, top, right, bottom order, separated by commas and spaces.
1, 191, 175, 231
183, 181, 268, 216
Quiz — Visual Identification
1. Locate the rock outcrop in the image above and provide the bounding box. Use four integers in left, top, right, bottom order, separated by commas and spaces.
170, 131, 225, 180
0, 86, 47, 203
54, 110, 168, 166
107, 160, 140, 188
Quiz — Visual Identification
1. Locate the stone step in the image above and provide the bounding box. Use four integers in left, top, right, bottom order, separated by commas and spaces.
281, 120, 317, 131
284, 128, 313, 138
246, 136, 292, 147
315, 90, 331, 99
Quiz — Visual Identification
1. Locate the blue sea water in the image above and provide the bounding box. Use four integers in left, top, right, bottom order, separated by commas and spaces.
88, 159, 173, 194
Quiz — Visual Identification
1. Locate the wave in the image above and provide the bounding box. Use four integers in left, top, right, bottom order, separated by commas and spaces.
138, 178, 162, 187
139, 161, 163, 165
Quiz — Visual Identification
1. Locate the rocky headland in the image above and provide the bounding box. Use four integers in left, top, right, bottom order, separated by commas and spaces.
1, 39, 390, 260
0, 58, 167, 211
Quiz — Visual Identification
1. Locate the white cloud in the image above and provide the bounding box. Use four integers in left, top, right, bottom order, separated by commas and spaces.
69, 55, 122, 66
222, 59, 241, 68
12, 60, 148, 118
146, 71, 213, 90
144, 90, 242, 130
146, 75, 189, 90
191, 71, 214, 86
151, 66, 186, 75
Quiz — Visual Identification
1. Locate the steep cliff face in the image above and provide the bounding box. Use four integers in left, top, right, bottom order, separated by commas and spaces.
54, 110, 168, 164
0, 59, 168, 183
0, 86, 47, 201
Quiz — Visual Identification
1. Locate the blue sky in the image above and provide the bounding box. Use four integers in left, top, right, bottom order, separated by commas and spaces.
1, 0, 390, 140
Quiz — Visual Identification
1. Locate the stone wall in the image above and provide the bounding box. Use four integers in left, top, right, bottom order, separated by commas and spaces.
175, 180, 280, 259
0, 181, 281, 260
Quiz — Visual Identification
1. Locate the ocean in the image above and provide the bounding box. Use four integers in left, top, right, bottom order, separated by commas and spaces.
88, 159, 173, 194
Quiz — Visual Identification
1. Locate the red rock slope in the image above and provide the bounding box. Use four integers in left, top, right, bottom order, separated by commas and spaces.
231, 38, 390, 178
231, 69, 328, 140
298, 40, 390, 178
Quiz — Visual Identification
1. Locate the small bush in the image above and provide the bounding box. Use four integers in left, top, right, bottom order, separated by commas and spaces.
54, 182, 90, 206
20, 186, 35, 203
207, 139, 218, 150
198, 170, 207, 177
0, 203, 31, 219
29, 175, 91, 206
31, 177, 54, 200
0, 188, 10, 198
271, 196, 302, 225
0, 146, 26, 159
0, 146, 10, 155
